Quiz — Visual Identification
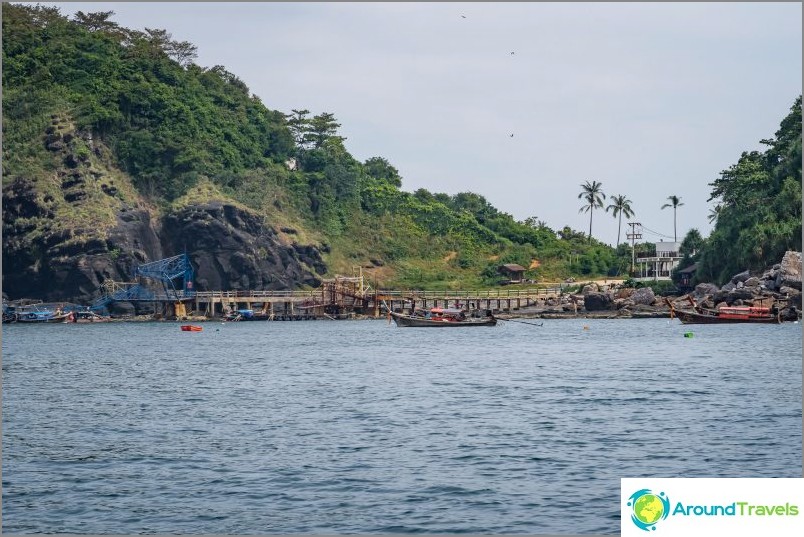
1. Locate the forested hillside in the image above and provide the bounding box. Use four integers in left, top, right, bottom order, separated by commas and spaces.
2, 4, 799, 304
2, 4, 621, 302
689, 97, 802, 285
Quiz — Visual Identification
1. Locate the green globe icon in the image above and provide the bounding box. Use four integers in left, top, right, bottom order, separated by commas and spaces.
633, 493, 664, 525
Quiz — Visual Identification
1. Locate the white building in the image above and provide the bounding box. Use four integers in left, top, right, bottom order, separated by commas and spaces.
633, 241, 682, 282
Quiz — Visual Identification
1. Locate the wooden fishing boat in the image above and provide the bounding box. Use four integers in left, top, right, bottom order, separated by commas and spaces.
389, 308, 497, 327
180, 325, 203, 332
666, 297, 781, 325
70, 310, 112, 323
14, 310, 74, 323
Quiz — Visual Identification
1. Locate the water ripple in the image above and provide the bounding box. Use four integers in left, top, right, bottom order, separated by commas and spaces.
2, 319, 801, 533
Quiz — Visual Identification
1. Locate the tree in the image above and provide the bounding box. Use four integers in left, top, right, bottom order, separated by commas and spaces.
167, 40, 198, 67
680, 228, 704, 257
661, 195, 684, 242
285, 109, 310, 148
707, 204, 721, 225
144, 27, 171, 50
577, 180, 606, 243
606, 194, 635, 247
73, 10, 119, 33
364, 157, 402, 187
307, 112, 345, 149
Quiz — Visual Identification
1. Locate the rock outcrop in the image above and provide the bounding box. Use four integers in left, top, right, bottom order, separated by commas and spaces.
2, 119, 329, 304
161, 202, 326, 292
667, 251, 802, 321
2, 199, 329, 303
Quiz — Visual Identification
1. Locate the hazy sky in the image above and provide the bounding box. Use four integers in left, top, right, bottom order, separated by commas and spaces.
39, 2, 802, 247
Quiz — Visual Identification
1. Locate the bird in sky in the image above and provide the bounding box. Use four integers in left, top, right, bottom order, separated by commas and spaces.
510, 51, 515, 55
461, 15, 466, 19
509, 133, 514, 137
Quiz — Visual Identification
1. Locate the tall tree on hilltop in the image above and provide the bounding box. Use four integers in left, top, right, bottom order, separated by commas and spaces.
285, 109, 311, 148
661, 195, 684, 242
144, 27, 171, 50
307, 112, 345, 149
167, 40, 198, 67
578, 180, 606, 243
606, 194, 635, 247
73, 10, 119, 33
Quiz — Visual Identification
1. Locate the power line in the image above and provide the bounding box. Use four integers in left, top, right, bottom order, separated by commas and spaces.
639, 224, 674, 240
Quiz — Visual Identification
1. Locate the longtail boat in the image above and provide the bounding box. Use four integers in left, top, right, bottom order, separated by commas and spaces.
665, 297, 781, 325
13, 308, 73, 323
389, 307, 497, 327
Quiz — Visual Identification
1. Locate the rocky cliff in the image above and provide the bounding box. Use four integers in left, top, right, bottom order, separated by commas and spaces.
2, 117, 328, 304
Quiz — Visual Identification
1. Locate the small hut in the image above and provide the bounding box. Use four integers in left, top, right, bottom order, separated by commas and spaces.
677, 263, 698, 291
498, 263, 526, 283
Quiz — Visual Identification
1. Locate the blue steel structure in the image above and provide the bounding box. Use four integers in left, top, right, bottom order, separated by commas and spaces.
91, 253, 195, 311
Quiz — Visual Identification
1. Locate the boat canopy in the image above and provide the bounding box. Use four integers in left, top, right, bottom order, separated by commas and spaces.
430, 308, 464, 315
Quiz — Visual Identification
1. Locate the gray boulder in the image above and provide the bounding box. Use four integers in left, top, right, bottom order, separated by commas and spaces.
778, 286, 801, 296
582, 284, 599, 295
731, 270, 751, 283
777, 251, 802, 290
631, 287, 656, 306
694, 283, 719, 298
730, 288, 756, 300
584, 292, 614, 311
616, 288, 635, 299
721, 282, 736, 292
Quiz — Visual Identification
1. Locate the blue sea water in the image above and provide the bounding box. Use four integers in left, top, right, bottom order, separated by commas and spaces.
2, 318, 802, 534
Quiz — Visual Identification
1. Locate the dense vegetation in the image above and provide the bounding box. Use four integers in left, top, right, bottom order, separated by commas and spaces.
683, 97, 802, 285
3, 4, 799, 292
3, 4, 633, 290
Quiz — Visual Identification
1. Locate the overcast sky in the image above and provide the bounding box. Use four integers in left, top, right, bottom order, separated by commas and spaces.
39, 2, 802, 247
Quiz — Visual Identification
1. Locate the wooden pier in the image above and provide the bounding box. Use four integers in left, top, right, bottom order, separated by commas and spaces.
101, 273, 568, 320
185, 278, 565, 319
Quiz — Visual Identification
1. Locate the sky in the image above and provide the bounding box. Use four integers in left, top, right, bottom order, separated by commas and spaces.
35, 2, 802, 247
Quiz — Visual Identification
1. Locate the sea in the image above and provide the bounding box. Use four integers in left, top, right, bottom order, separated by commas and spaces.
2, 318, 802, 535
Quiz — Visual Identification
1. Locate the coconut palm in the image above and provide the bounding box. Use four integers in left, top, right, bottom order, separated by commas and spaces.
661, 195, 684, 242
707, 204, 721, 225
606, 194, 635, 247
578, 180, 606, 243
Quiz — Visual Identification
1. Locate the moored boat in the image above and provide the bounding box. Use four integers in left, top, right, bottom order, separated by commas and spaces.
666, 297, 781, 325
389, 307, 497, 327
70, 310, 112, 323
13, 309, 74, 323
180, 325, 203, 331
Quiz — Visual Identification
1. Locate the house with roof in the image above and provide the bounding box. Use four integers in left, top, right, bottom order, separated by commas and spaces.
633, 241, 683, 282
498, 263, 526, 283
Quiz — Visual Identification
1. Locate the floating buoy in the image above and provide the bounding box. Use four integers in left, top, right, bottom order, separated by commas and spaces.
583, 325, 590, 330
684, 332, 694, 338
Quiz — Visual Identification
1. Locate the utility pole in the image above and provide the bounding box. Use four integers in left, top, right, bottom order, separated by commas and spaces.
626, 222, 642, 277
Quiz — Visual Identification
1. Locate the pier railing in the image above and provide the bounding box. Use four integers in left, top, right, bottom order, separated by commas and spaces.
192, 286, 565, 300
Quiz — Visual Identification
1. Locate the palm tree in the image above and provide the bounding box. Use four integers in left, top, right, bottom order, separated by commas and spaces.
606, 194, 635, 247
707, 204, 721, 225
661, 195, 684, 242
577, 180, 606, 243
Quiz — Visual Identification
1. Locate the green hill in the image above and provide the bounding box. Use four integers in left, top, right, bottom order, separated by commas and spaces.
2, 4, 799, 303
2, 4, 624, 303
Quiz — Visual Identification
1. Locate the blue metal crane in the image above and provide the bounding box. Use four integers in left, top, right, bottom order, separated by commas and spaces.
90, 253, 195, 311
